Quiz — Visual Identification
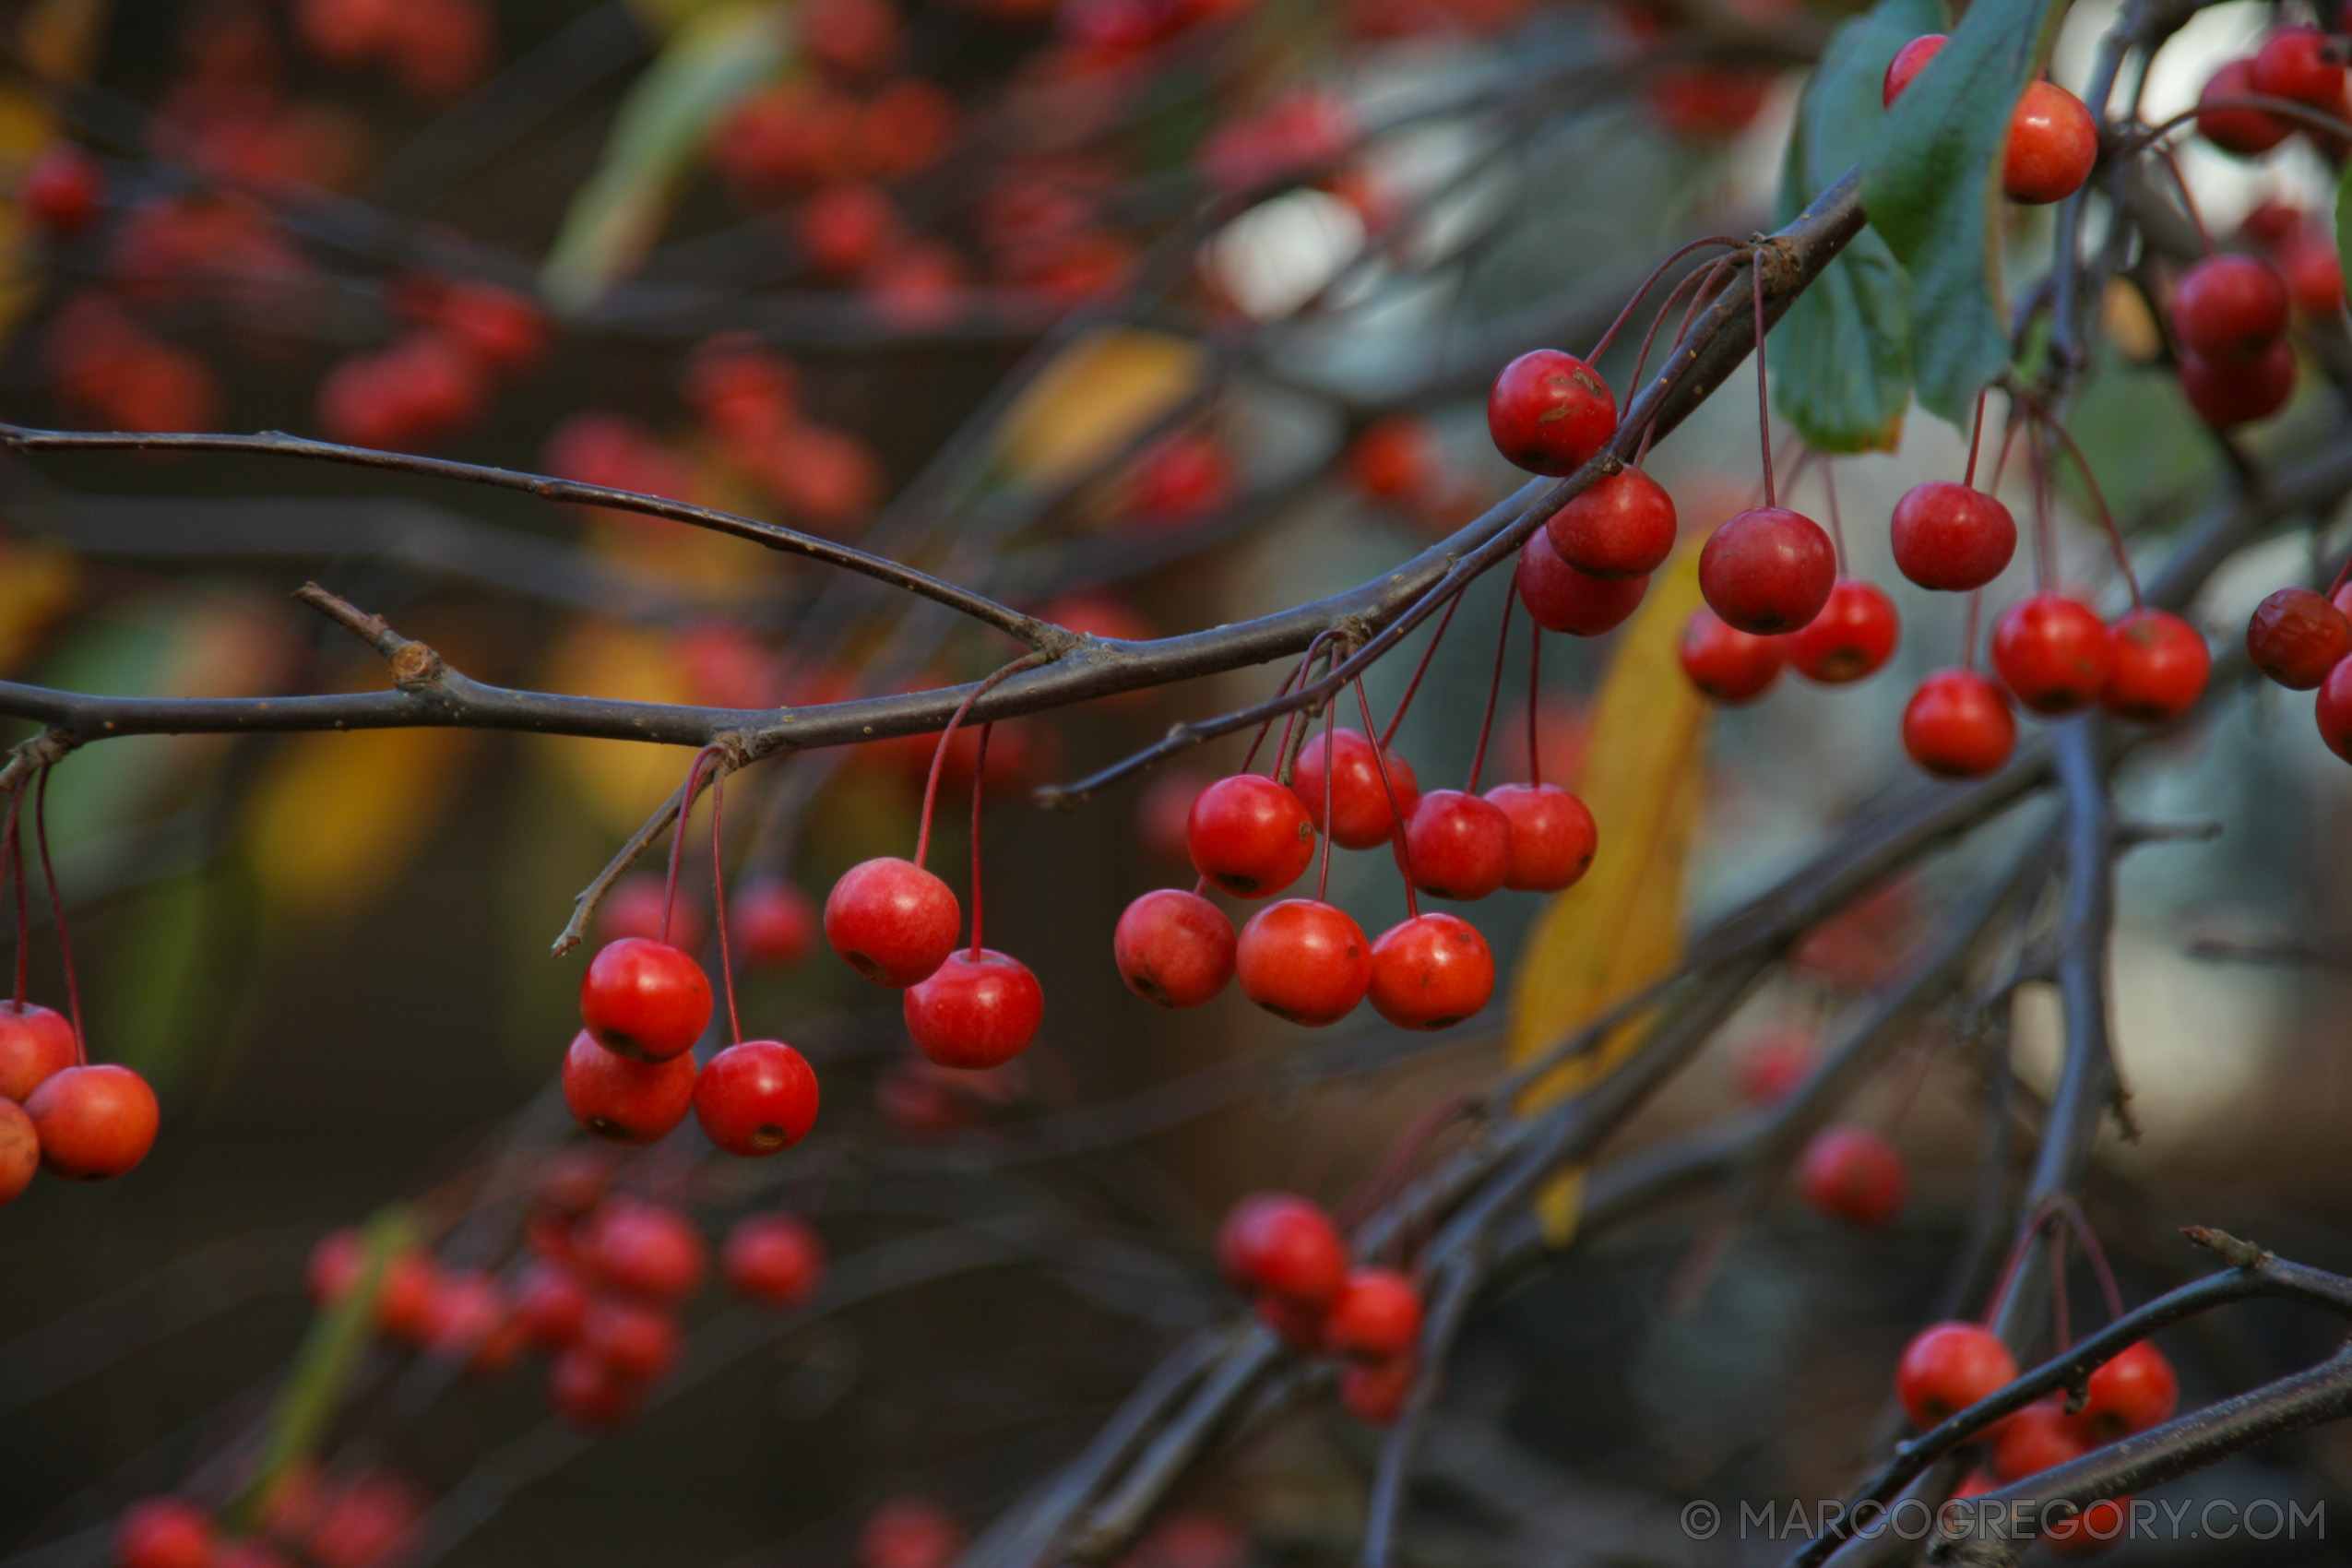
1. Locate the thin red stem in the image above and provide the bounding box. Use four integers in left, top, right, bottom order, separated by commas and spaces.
1980, 1204, 2067, 1327
2051, 1228, 2073, 1352
1586, 236, 1746, 363
2058, 1197, 2127, 1323
2031, 427, 2057, 593
2326, 555, 2352, 600
1525, 629, 1543, 790
2041, 414, 2143, 607
34, 768, 84, 1063
661, 745, 723, 947
709, 765, 740, 1045
1467, 591, 1513, 792
916, 659, 1030, 868
1819, 455, 1847, 575
1380, 588, 1466, 748
1353, 678, 1419, 920
1965, 390, 1988, 490
1313, 701, 1337, 902
1751, 253, 1776, 509
969, 723, 992, 956
1238, 651, 1314, 777
5, 790, 24, 1009
1990, 407, 2024, 493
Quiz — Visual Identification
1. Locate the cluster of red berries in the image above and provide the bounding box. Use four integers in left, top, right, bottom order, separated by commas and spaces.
115, 1467, 423, 1568
2166, 247, 2302, 429
1882, 37, 2099, 206
682, 333, 884, 533
314, 274, 547, 451
2234, 198, 2345, 320
2243, 575, 2352, 760
823, 854, 1045, 1070
1217, 1193, 1424, 1425
0, 999, 160, 1205
293, 0, 494, 101
1343, 414, 1492, 537
1896, 1320, 2178, 1552
1115, 724, 1592, 1032
2198, 25, 2348, 160
597, 871, 817, 970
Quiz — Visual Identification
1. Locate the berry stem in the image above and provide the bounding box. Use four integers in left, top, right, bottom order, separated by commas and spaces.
1965, 389, 1988, 490
1352, 678, 1419, 920
915, 654, 1040, 869
1585, 235, 1745, 363
1526, 629, 1544, 790
2031, 426, 2057, 593
968, 722, 992, 956
1818, 454, 1847, 574
2040, 413, 2143, 607
1274, 633, 1345, 787
661, 743, 726, 947
708, 762, 741, 1045
2326, 552, 2352, 601
1980, 1203, 2067, 1327
1237, 648, 1315, 777
1990, 404, 2024, 492
1750, 251, 1776, 509
2058, 1196, 2127, 1322
1379, 588, 1465, 748
1466, 590, 1514, 793
2049, 1226, 2073, 1352
4, 787, 24, 1010
1313, 700, 1337, 902
33, 766, 84, 1063
2154, 145, 2213, 254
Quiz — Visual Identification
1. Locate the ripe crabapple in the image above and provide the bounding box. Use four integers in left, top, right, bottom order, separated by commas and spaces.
723, 1212, 826, 1307
2317, 658, 2352, 759
693, 1039, 821, 1156
595, 872, 701, 951
1697, 506, 1836, 635
2247, 587, 2351, 689
858, 1497, 965, 1568
1400, 789, 1513, 901
1991, 1396, 2088, 1479
579, 1295, 682, 1384
2043, 1497, 2132, 1557
307, 1229, 438, 1337
2251, 26, 2345, 105
422, 1269, 520, 1373
0, 1099, 35, 1205
2170, 254, 2289, 362
21, 143, 103, 233
1255, 1291, 1327, 1351
1516, 532, 1649, 636
561, 1031, 695, 1145
2180, 339, 2296, 426
1546, 466, 1677, 579
2002, 82, 2097, 206
1289, 727, 1418, 848
1324, 1267, 1423, 1360
579, 937, 711, 1063
1483, 782, 1596, 892
513, 1262, 591, 1349
1895, 1321, 2018, 1427
1339, 1354, 1416, 1425
2100, 609, 2209, 722
1890, 481, 2016, 591
1234, 899, 1372, 1026
1903, 669, 2017, 778
113, 1499, 216, 1568
824, 857, 961, 986
2073, 1339, 2178, 1441
1680, 608, 1784, 703
1112, 888, 1236, 1008
1991, 593, 2112, 715
2196, 60, 2291, 156
733, 879, 817, 968
1883, 33, 1945, 104
1217, 1192, 1347, 1307
1487, 349, 1618, 476
1186, 774, 1316, 897
581, 1198, 707, 1301
1367, 912, 1494, 1029
25, 1063, 159, 1179
1800, 1123, 1908, 1229
1735, 1030, 1814, 1105
548, 1344, 644, 1429
1347, 414, 1440, 502
1787, 577, 1899, 683
903, 949, 1044, 1067
0, 999, 77, 1101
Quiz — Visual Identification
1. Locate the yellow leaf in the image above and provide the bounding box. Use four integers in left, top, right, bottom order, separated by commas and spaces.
245, 728, 474, 918
0, 538, 81, 675
1507, 541, 1710, 1244
996, 327, 1207, 490
533, 619, 701, 835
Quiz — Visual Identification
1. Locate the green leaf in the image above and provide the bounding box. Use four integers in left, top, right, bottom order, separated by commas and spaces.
1860, 0, 2067, 425
1771, 0, 1944, 452
2335, 151, 2352, 315
540, 1, 791, 313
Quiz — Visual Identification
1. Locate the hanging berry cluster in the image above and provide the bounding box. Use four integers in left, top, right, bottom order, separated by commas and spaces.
1217, 1192, 1426, 1426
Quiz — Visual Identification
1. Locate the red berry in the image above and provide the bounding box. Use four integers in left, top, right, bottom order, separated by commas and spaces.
22, 143, 102, 233
562, 1031, 695, 1144
796, 183, 900, 276
2180, 339, 2297, 426
1324, 1267, 1422, 1360
1486, 349, 1618, 476
1186, 774, 1316, 897
2002, 82, 2097, 206
549, 1344, 643, 1429
1734, 1030, 1813, 1104
903, 948, 1044, 1067
0, 999, 76, 1101
824, 857, 962, 986
1991, 593, 2112, 714
2251, 26, 2344, 105
2317, 657, 2352, 759
858, 1498, 965, 1568
115, 1498, 216, 1568
0, 1098, 35, 1205
734, 879, 817, 968
595, 874, 703, 952
2197, 60, 2291, 156
1483, 782, 1595, 892
1347, 414, 1440, 501
1787, 577, 1900, 683
2073, 1340, 2178, 1441
1679, 608, 1784, 703
2246, 587, 2351, 688
1289, 727, 1419, 849
306, 1229, 437, 1336
536, 1145, 612, 1217
513, 1262, 591, 1349
2170, 254, 2289, 362
1545, 467, 1677, 579
1217, 1192, 1346, 1307
1339, 1355, 1416, 1425
422, 1268, 517, 1372
1367, 912, 1494, 1029
693, 1039, 821, 1156
1697, 507, 1836, 635
581, 1198, 707, 1301
1895, 1321, 2018, 1428
1234, 899, 1372, 1026
1515, 533, 1649, 636
1800, 1123, 1908, 1228
1991, 1396, 2088, 1479
1890, 481, 2017, 591
579, 1295, 681, 1383
2277, 230, 2345, 316
2043, 1497, 2132, 1557
579, 938, 711, 1062
2101, 609, 2209, 722
1882, 33, 1945, 105
26, 1063, 158, 1179
1113, 888, 1236, 1008
1400, 789, 1513, 901
723, 1213, 826, 1307
1903, 669, 2017, 778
